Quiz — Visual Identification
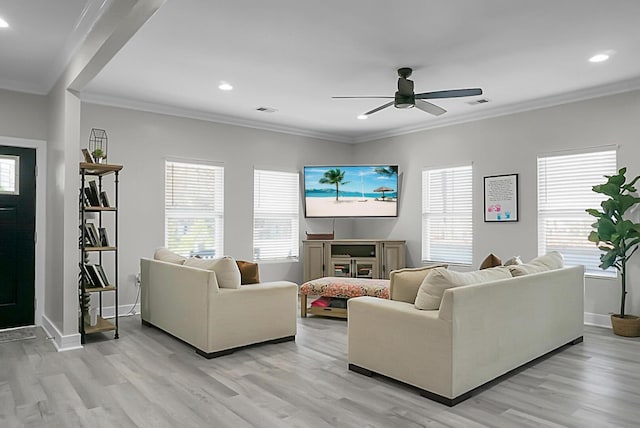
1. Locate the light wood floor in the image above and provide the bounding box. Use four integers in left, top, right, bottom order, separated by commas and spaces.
1, 315, 639, 428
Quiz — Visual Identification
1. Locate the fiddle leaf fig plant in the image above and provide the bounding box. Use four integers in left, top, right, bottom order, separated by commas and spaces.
586, 167, 640, 318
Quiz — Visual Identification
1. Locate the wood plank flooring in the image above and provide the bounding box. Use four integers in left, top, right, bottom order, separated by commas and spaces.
1, 315, 639, 427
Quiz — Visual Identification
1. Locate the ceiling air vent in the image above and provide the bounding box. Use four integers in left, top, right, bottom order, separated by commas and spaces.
466, 98, 490, 105
256, 106, 277, 113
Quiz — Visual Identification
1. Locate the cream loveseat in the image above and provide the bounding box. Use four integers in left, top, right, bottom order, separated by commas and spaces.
348, 254, 584, 406
140, 253, 298, 358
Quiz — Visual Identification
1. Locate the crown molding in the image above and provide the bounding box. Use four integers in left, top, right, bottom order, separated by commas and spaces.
80, 92, 353, 144
82, 76, 640, 146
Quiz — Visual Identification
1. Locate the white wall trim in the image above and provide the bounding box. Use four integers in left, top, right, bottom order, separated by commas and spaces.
101, 303, 140, 319
584, 312, 612, 329
0, 136, 47, 328
41, 314, 82, 351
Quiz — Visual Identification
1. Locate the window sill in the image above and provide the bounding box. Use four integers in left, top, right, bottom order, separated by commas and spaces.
253, 258, 299, 265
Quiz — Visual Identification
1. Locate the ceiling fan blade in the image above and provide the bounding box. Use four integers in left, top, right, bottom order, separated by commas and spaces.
415, 100, 446, 116
415, 88, 483, 99
332, 96, 394, 99
364, 101, 394, 116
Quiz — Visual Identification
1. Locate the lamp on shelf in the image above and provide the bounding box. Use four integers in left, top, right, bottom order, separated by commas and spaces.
89, 128, 108, 163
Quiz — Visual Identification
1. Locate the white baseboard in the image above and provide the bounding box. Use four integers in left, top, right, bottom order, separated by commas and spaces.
41, 314, 82, 352
100, 303, 140, 319
584, 312, 612, 329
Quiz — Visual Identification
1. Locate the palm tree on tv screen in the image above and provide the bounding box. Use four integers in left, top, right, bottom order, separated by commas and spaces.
319, 168, 350, 201
374, 166, 398, 177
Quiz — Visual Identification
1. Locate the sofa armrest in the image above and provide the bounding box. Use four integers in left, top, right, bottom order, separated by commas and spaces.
206, 281, 298, 353
348, 296, 453, 397
140, 258, 218, 350
389, 264, 447, 303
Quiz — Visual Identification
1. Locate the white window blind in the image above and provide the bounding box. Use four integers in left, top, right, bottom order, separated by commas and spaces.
537, 149, 617, 276
253, 169, 299, 261
422, 165, 473, 265
165, 160, 224, 258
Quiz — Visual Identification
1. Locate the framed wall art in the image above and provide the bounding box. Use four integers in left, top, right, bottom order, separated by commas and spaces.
484, 173, 518, 222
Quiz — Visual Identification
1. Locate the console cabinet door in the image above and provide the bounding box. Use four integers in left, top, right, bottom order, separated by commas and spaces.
303, 241, 326, 282
380, 242, 406, 279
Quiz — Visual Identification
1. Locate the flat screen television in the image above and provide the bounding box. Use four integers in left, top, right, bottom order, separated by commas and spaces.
303, 165, 398, 218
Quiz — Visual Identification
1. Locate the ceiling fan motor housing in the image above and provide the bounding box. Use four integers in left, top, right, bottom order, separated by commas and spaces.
394, 92, 415, 109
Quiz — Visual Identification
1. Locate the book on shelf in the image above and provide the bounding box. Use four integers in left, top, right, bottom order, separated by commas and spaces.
81, 264, 103, 288
100, 191, 110, 208
98, 227, 109, 247
95, 265, 110, 287
84, 222, 100, 247
88, 181, 101, 206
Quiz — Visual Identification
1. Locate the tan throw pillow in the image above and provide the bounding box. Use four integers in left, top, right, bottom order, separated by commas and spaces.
184, 256, 242, 289
503, 255, 523, 266
154, 247, 186, 265
415, 266, 512, 310
508, 251, 564, 277
236, 260, 260, 285
389, 264, 447, 303
479, 253, 502, 270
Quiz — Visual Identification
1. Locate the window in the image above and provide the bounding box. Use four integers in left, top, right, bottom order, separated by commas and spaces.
253, 169, 299, 261
165, 160, 224, 258
422, 164, 473, 265
0, 155, 19, 195
537, 148, 617, 276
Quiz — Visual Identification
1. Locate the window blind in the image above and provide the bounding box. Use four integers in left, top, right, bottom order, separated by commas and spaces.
165, 160, 224, 258
253, 169, 299, 261
537, 149, 617, 276
422, 165, 473, 265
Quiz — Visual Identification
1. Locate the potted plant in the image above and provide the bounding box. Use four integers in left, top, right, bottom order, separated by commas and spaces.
587, 167, 640, 336
91, 148, 106, 163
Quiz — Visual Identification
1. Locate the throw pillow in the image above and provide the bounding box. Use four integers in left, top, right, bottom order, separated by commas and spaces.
479, 253, 502, 269
184, 256, 242, 289
154, 247, 186, 265
236, 260, 260, 285
503, 255, 523, 266
415, 266, 512, 310
508, 251, 564, 277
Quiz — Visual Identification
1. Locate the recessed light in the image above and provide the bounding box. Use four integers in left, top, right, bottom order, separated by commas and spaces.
357, 114, 368, 120
589, 53, 610, 63
218, 82, 233, 91
0, 17, 9, 28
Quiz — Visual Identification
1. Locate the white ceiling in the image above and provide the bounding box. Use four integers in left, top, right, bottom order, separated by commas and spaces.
3, 1, 640, 143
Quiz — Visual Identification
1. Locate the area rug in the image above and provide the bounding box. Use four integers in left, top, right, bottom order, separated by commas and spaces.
0, 326, 37, 344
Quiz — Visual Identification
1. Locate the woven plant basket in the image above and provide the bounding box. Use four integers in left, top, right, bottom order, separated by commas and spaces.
611, 314, 640, 337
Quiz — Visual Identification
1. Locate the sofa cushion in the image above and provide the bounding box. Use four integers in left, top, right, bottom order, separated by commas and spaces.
479, 253, 502, 269
503, 255, 523, 266
236, 260, 260, 285
389, 265, 447, 303
415, 266, 512, 310
184, 256, 242, 289
508, 251, 564, 277
154, 247, 186, 265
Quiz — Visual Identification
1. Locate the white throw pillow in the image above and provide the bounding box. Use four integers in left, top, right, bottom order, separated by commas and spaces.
503, 255, 523, 266
414, 266, 512, 310
508, 251, 564, 277
154, 247, 186, 265
184, 256, 242, 289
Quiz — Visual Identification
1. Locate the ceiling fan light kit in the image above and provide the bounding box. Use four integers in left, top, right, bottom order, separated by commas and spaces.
334, 67, 483, 118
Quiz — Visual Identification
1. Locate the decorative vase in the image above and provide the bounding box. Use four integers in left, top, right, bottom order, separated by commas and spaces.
610, 314, 640, 337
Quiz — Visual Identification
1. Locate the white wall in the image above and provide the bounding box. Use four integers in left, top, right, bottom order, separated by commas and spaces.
80, 103, 353, 308
0, 89, 48, 141
352, 89, 640, 322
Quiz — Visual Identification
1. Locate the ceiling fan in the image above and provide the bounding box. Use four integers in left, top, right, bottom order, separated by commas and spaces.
333, 67, 482, 117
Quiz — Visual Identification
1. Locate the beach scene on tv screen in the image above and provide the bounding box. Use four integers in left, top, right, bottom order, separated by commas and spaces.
304, 165, 398, 217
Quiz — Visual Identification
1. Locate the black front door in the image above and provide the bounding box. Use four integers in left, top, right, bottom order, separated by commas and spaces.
0, 145, 36, 328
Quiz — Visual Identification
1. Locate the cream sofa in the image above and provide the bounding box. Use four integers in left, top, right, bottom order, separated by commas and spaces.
348, 263, 584, 406
140, 258, 298, 358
